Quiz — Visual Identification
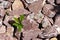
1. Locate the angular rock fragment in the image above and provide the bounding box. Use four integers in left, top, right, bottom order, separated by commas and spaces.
0, 1, 12, 8
39, 26, 58, 38
54, 15, 60, 34
42, 16, 51, 28
22, 29, 41, 40
12, 0, 24, 10
42, 4, 56, 18
22, 19, 32, 31
28, 0, 45, 13
55, 15, 60, 26
3, 15, 13, 28
22, 16, 39, 31
31, 20, 39, 30
27, 13, 35, 23
34, 10, 44, 23
27, 11, 44, 23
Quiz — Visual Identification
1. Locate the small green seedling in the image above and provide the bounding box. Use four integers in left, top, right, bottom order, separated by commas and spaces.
13, 15, 24, 32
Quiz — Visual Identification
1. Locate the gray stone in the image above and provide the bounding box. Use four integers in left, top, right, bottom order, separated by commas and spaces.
1, 1, 12, 8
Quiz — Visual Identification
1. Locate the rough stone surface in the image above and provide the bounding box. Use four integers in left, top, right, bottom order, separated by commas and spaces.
0, 25, 6, 33
22, 29, 41, 40
0, 0, 60, 40
42, 16, 51, 28
28, 0, 44, 13
42, 4, 56, 18
0, 1, 12, 8
12, 0, 24, 10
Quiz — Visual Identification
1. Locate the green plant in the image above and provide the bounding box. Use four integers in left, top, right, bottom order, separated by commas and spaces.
13, 15, 24, 32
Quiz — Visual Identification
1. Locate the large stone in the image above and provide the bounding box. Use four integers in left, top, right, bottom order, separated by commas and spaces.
22, 18, 39, 31
12, 0, 24, 10
55, 15, 60, 26
54, 15, 60, 34
22, 19, 32, 31
27, 11, 44, 23
42, 16, 51, 28
22, 29, 41, 40
39, 26, 58, 38
42, 4, 56, 18
3, 15, 13, 28
28, 0, 45, 14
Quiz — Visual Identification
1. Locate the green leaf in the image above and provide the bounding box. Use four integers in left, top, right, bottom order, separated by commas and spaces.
19, 15, 24, 22
13, 23, 23, 31
13, 15, 24, 32
13, 23, 19, 27
18, 25, 22, 31
17, 24, 23, 31
13, 17, 19, 23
